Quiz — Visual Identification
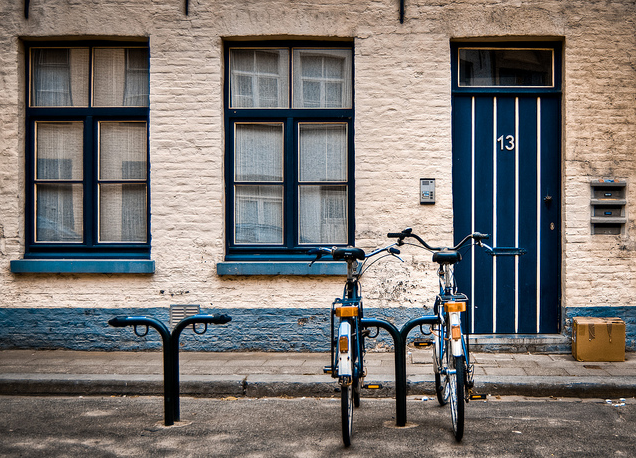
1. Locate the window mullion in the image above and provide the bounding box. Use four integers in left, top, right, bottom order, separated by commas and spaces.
286, 116, 297, 249
85, 115, 95, 247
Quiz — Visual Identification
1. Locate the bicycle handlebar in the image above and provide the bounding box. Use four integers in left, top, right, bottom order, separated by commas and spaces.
307, 243, 402, 267
388, 227, 490, 252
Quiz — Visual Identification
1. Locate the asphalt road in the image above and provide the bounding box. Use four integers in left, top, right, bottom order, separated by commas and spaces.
1, 395, 634, 457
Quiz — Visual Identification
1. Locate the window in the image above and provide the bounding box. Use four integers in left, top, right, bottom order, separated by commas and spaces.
25, 42, 150, 259
458, 48, 554, 87
224, 42, 353, 261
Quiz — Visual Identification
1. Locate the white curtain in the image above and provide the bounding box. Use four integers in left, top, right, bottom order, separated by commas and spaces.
299, 124, 347, 182
293, 49, 352, 109
35, 122, 84, 242
235, 185, 283, 244
234, 123, 284, 244
93, 48, 149, 107
298, 123, 348, 244
235, 123, 283, 181
299, 186, 347, 244
99, 122, 147, 180
99, 184, 147, 242
230, 49, 289, 108
98, 121, 148, 242
32, 48, 89, 107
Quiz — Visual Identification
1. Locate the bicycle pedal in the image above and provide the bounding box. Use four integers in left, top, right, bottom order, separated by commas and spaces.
413, 340, 433, 348
363, 383, 383, 389
469, 393, 487, 400
323, 366, 333, 374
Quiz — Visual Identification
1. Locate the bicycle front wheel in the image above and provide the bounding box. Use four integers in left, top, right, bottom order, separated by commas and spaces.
341, 380, 353, 446
353, 373, 361, 408
448, 354, 465, 441
434, 328, 449, 406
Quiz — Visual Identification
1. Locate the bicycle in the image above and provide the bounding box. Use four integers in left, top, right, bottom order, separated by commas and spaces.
308, 242, 402, 447
387, 227, 490, 441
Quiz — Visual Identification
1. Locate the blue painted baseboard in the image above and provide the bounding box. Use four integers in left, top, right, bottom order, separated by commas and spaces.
0, 306, 634, 351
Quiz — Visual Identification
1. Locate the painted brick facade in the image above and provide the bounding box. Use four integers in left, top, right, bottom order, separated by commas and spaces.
0, 0, 634, 350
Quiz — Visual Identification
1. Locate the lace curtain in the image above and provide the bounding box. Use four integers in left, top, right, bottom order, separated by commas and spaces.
35, 122, 84, 242
234, 123, 284, 244
99, 122, 148, 242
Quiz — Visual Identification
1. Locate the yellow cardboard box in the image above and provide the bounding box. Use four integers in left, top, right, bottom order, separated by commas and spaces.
572, 317, 625, 362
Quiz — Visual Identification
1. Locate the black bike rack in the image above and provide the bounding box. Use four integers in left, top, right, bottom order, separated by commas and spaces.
108, 313, 231, 426
399, 315, 441, 425
361, 315, 440, 428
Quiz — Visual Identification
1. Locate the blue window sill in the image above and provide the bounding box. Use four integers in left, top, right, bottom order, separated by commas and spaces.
10, 259, 155, 274
216, 261, 346, 276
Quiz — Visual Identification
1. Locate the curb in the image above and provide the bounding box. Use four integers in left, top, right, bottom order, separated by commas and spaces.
2, 374, 635, 398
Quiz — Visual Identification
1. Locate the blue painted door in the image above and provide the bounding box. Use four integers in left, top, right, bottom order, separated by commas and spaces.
451, 45, 561, 334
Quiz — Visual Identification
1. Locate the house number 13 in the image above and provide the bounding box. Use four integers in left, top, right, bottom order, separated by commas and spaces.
497, 135, 515, 151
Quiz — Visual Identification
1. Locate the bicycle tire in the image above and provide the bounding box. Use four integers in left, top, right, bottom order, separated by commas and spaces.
341, 379, 353, 447
353, 374, 361, 408
434, 327, 449, 406
449, 354, 465, 442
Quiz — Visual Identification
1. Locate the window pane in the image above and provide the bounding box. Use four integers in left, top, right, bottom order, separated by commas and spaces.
36, 122, 83, 180
459, 49, 553, 87
299, 123, 347, 182
99, 122, 147, 180
299, 185, 347, 244
235, 185, 283, 244
230, 49, 289, 108
235, 123, 283, 182
99, 184, 147, 242
293, 49, 352, 108
31, 48, 89, 107
93, 48, 149, 107
36, 184, 83, 242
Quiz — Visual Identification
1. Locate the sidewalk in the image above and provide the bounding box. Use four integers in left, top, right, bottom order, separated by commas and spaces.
1, 349, 634, 399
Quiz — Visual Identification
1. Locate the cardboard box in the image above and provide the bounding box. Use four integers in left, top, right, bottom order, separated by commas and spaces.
572, 317, 625, 362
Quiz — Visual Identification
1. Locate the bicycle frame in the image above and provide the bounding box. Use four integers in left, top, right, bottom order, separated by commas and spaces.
330, 260, 364, 385
436, 263, 469, 359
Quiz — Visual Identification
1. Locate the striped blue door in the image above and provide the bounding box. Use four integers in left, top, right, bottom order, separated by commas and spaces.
452, 95, 561, 334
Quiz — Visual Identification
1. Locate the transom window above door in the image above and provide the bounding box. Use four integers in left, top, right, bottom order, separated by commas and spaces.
458, 48, 554, 88
224, 42, 354, 261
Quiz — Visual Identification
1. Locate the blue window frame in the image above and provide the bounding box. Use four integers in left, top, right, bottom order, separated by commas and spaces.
224, 41, 355, 261
23, 41, 150, 260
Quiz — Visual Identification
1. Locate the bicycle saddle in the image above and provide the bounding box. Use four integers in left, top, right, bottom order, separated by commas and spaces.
332, 247, 366, 261
432, 251, 462, 265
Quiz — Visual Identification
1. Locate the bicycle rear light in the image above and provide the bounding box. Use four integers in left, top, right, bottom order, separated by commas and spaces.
339, 335, 349, 352
335, 306, 358, 317
444, 302, 466, 313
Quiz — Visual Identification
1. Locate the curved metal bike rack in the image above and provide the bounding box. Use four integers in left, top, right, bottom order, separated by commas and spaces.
360, 315, 440, 428
108, 313, 231, 426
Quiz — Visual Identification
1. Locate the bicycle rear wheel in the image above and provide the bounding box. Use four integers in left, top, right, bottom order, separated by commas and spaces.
448, 354, 465, 441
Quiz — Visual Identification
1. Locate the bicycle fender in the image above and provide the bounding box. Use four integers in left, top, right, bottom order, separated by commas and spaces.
449, 312, 464, 357
337, 321, 353, 378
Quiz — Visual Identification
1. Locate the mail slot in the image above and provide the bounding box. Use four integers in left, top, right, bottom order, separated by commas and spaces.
592, 206, 622, 217
592, 185, 625, 200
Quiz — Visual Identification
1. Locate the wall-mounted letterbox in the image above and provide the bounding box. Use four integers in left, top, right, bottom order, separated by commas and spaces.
590, 180, 627, 235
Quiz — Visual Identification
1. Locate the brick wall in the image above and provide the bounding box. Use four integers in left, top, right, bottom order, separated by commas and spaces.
0, 0, 634, 349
